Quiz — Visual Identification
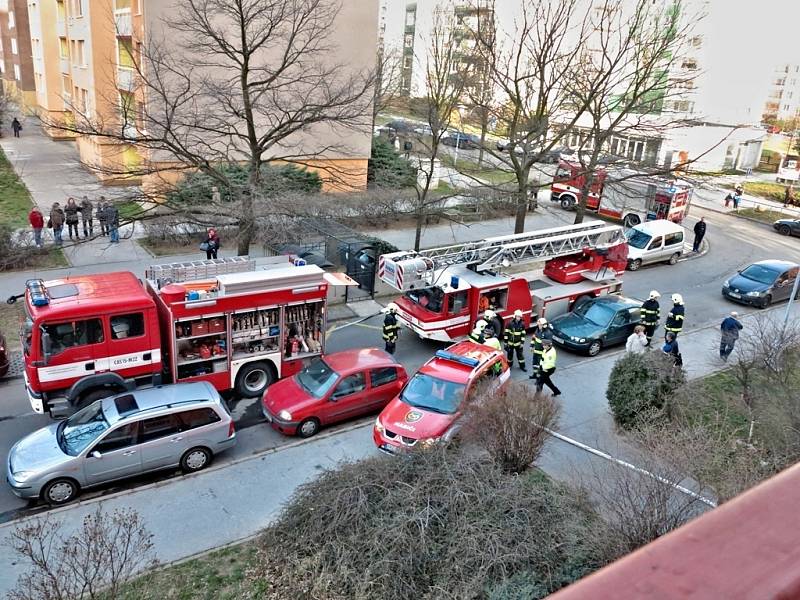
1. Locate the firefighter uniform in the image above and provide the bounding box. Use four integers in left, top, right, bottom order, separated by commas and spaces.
640, 291, 661, 345
382, 304, 400, 354
664, 293, 685, 340
504, 310, 526, 371
529, 319, 552, 380
537, 340, 561, 396
468, 319, 487, 344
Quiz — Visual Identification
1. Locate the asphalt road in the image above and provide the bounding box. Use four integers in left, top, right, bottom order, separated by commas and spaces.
1, 205, 798, 522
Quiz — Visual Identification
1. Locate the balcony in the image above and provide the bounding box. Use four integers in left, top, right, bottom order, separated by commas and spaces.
115, 11, 132, 37
117, 67, 135, 91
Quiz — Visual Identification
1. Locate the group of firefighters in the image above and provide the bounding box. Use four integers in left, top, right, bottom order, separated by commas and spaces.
380, 290, 689, 397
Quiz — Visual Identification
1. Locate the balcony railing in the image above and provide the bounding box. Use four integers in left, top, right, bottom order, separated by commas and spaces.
117, 67, 135, 91
115, 11, 132, 36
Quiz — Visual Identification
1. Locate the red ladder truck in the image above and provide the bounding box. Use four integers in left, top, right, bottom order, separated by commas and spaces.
377, 221, 628, 342
20, 257, 354, 416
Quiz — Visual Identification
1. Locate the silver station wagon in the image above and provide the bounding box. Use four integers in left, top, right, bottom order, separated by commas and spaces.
6, 382, 236, 505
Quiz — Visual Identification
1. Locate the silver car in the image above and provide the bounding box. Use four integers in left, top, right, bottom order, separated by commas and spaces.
6, 382, 236, 505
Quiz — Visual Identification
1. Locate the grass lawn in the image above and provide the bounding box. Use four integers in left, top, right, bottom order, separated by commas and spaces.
0, 148, 35, 228
734, 207, 791, 225
763, 134, 791, 154
137, 237, 196, 257
742, 181, 791, 202
439, 153, 517, 186
108, 541, 263, 600
678, 370, 750, 437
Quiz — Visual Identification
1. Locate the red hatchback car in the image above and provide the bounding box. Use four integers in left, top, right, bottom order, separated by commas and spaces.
373, 341, 509, 453
262, 348, 408, 438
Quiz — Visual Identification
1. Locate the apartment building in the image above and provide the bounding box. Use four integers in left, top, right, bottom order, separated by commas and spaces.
25, 0, 376, 190
0, 0, 35, 109
763, 63, 800, 124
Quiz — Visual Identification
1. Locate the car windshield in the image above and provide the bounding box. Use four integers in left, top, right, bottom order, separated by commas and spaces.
573, 301, 616, 327
740, 264, 780, 285
405, 287, 445, 313
296, 357, 340, 398
57, 401, 109, 456
626, 229, 652, 249
400, 373, 466, 415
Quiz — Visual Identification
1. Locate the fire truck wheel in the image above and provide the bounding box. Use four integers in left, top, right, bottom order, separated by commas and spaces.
42, 478, 79, 505
587, 340, 602, 356
297, 418, 320, 438
623, 214, 641, 228
235, 362, 275, 398
560, 197, 575, 210
181, 447, 212, 473
77, 388, 117, 410
627, 259, 642, 271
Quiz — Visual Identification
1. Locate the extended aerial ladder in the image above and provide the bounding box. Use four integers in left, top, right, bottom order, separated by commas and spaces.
378, 220, 627, 292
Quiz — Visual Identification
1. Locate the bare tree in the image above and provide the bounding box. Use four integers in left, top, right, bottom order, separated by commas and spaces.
7, 507, 156, 600
373, 45, 405, 124
46, 0, 375, 255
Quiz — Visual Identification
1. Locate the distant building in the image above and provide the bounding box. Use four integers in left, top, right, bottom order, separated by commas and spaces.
762, 63, 800, 124
0, 0, 35, 110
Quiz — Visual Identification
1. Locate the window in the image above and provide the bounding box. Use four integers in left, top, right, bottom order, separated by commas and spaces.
57, 0, 66, 20
11, 38, 17, 55
647, 236, 663, 250
140, 414, 181, 443
177, 408, 221, 430
59, 38, 69, 59
403, 55, 412, 69
8, 10, 14, 28
92, 422, 138, 454
69, 0, 83, 17
43, 318, 104, 355
118, 39, 134, 68
664, 232, 683, 246
370, 367, 398, 388
115, 0, 132, 8
611, 311, 631, 327
13, 65, 20, 81
110, 312, 145, 339
332, 372, 366, 398
447, 290, 468, 314
404, 34, 414, 48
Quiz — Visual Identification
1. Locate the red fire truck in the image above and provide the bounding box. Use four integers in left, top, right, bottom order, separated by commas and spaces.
20, 257, 353, 416
377, 221, 628, 343
551, 161, 693, 228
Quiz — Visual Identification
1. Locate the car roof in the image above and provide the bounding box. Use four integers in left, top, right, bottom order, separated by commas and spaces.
418, 341, 503, 384
630, 220, 685, 235
747, 260, 799, 271
102, 382, 218, 423
322, 348, 399, 372
583, 295, 642, 310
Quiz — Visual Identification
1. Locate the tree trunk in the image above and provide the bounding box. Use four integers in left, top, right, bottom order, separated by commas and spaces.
238, 166, 260, 256
414, 205, 424, 251
477, 109, 488, 167
513, 190, 527, 234
573, 170, 595, 225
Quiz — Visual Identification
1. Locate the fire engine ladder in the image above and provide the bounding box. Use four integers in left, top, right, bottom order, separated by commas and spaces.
146, 256, 256, 286
378, 220, 626, 291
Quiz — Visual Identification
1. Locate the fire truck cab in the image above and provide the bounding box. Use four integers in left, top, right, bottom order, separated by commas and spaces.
551, 161, 693, 228
21, 257, 351, 417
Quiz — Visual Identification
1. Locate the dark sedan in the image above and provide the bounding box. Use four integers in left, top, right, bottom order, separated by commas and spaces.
722, 260, 799, 308
773, 218, 800, 237
549, 296, 642, 356
442, 131, 481, 149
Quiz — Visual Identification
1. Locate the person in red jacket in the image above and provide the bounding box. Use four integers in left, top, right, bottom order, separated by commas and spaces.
28, 208, 44, 248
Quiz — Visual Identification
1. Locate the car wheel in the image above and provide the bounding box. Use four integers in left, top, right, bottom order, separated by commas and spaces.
560, 197, 574, 210
588, 340, 602, 356
235, 361, 275, 398
668, 253, 681, 265
778, 225, 791, 236
76, 388, 116, 411
42, 478, 79, 505
760, 295, 772, 309
297, 418, 320, 438
628, 259, 642, 271
181, 447, 212, 473
623, 214, 641, 228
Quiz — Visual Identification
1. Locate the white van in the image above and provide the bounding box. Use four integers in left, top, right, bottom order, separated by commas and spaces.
625, 220, 686, 271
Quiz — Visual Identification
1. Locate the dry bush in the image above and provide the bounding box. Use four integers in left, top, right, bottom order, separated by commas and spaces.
6, 507, 156, 600
246, 449, 605, 600
461, 379, 559, 474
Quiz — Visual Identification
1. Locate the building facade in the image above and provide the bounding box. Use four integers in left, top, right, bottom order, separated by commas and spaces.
0, 0, 35, 109
763, 63, 800, 124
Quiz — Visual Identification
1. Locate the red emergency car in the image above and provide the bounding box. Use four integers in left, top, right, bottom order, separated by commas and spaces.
373, 341, 509, 453
262, 348, 408, 438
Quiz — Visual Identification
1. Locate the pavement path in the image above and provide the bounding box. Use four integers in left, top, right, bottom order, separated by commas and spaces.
1, 301, 797, 595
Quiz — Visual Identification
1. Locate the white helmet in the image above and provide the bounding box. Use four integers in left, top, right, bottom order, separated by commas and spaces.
671, 293, 683, 304
537, 317, 548, 326
514, 309, 523, 319
384, 302, 399, 313
649, 290, 661, 300
484, 309, 496, 320
475, 319, 488, 331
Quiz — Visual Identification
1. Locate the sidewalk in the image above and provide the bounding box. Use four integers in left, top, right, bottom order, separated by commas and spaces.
2, 302, 795, 595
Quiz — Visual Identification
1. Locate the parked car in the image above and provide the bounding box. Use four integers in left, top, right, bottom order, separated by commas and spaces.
722, 260, 799, 308
549, 296, 643, 356
773, 218, 800, 237
6, 382, 236, 505
0, 330, 8, 378
262, 349, 408, 438
625, 220, 686, 271
273, 244, 334, 269
373, 342, 509, 453
442, 131, 481, 149
385, 119, 417, 135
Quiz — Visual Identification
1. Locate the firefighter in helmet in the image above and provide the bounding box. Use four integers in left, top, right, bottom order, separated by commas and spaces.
640, 290, 661, 346
484, 309, 504, 342
504, 309, 526, 371
664, 293, 685, 341
483, 325, 503, 352
382, 303, 400, 354
468, 319, 488, 344
529, 317, 552, 380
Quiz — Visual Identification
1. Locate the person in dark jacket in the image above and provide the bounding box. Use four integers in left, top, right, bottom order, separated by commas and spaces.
662, 332, 682, 366
64, 197, 80, 240
97, 199, 108, 236
692, 217, 706, 252
640, 290, 661, 346
80, 196, 94, 238
720, 311, 743, 361
484, 309, 504, 342
503, 309, 526, 371
382, 303, 400, 354
468, 319, 487, 344
49, 202, 65, 246
11, 117, 22, 137
202, 228, 220, 259
529, 318, 552, 380
664, 293, 685, 341
105, 202, 120, 243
